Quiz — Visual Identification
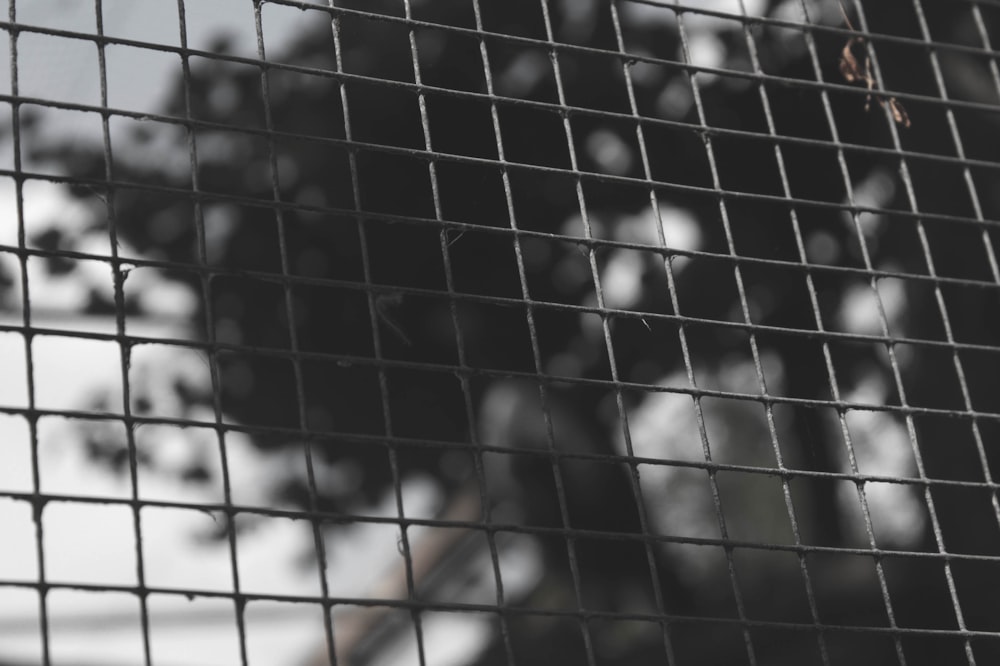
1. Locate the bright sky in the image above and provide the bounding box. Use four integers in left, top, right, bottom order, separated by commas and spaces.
0, 3, 346, 665
0, 0, 328, 144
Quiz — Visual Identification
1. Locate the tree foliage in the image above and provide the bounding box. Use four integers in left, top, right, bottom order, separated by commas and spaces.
25, 0, 1000, 663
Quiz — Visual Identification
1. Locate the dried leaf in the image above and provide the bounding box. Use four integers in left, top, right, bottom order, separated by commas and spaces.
839, 38, 863, 83
836, 1, 910, 128
888, 98, 911, 128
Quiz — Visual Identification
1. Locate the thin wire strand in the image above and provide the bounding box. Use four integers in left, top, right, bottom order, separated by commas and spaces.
252, 0, 1000, 69
733, 1, 832, 662
671, 4, 762, 663
8, 61, 1000, 186
400, 2, 517, 664
7, 198, 1000, 304
850, 1, 975, 662
536, 2, 652, 662
173, 1, 252, 663
250, 5, 338, 666
795, 2, 912, 662
4, 489, 1000, 568
7, 3, 1000, 137
4, 440, 1000, 511
91, 2, 154, 664
908, 0, 1000, 535
6, 573, 1000, 640
8, 344, 1000, 426
470, 1, 597, 661
6, 1, 51, 663
3, 123, 1000, 239
798, 1, 917, 660
326, 3, 429, 664
605, 5, 680, 662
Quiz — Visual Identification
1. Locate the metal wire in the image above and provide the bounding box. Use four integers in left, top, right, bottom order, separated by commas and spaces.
3, 0, 1000, 665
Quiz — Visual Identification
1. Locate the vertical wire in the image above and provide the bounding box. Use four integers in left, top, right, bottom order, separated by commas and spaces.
966, 0, 1000, 295
92, 2, 152, 664
907, 0, 1000, 532
174, 2, 251, 663
797, 2, 909, 660
325, 3, 428, 664
6, 1, 52, 663
249, 4, 338, 664
783, 3, 908, 663
731, 2, 865, 662
848, 2, 976, 662
399, 2, 517, 663
967, 1, 1000, 138
797, 0, 933, 661
557, 3, 679, 663
609, 7, 760, 662
468, 0, 595, 661
670, 3, 808, 661
534, 2, 625, 660
606, 5, 720, 664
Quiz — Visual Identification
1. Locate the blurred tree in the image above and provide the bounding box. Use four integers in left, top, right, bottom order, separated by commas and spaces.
19, 0, 1000, 664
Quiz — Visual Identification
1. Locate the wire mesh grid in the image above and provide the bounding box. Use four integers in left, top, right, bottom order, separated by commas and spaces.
2, 0, 1000, 664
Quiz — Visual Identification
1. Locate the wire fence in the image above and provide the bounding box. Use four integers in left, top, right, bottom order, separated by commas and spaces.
2, 0, 1000, 664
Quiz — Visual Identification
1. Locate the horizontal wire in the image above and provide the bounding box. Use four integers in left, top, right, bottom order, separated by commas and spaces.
9, 74, 1000, 195
6, 9, 1000, 147
2, 29, 1000, 184
7, 203, 1000, 296
2, 474, 999, 550
1, 348, 998, 438
2, 165, 999, 274
4, 278, 1000, 366
1, 397, 998, 491
265, 0, 1000, 66
0, 576, 998, 640
2, 125, 1000, 238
